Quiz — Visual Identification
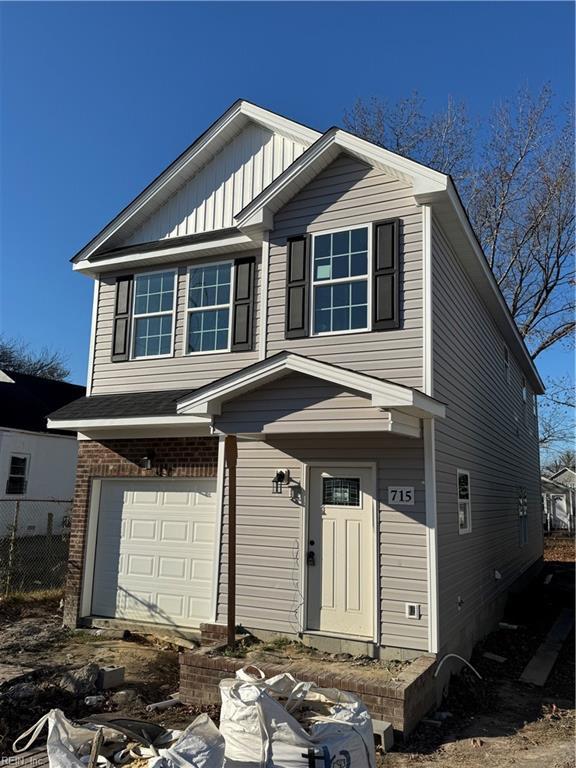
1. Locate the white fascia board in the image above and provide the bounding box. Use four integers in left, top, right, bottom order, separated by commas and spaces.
235, 129, 448, 231
177, 352, 445, 419
47, 415, 210, 430
241, 102, 320, 145
73, 234, 255, 275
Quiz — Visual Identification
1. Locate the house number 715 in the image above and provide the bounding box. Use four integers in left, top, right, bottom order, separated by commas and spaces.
388, 487, 415, 505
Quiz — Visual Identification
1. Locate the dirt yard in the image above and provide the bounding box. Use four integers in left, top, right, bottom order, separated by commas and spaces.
0, 536, 574, 766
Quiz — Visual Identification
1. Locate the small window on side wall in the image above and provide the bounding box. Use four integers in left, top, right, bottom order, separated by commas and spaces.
457, 469, 472, 534
6, 455, 29, 495
504, 347, 510, 383
518, 487, 528, 546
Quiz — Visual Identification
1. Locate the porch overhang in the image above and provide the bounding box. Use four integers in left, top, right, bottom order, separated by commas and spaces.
176, 352, 446, 422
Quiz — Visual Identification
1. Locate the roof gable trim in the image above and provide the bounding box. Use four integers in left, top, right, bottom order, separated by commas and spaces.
176, 352, 445, 419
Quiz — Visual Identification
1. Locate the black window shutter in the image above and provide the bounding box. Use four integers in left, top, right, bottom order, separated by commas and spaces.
111, 275, 133, 362
231, 257, 255, 352
373, 219, 400, 330
285, 235, 310, 339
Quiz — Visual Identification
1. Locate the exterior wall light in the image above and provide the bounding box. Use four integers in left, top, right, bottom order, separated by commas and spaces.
272, 469, 290, 494
139, 451, 155, 470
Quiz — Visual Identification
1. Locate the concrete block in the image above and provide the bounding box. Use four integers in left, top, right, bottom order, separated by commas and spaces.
371, 719, 394, 752
97, 666, 125, 690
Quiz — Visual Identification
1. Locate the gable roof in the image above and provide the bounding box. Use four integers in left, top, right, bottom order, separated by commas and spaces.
72, 100, 320, 265
0, 370, 85, 435
70, 99, 543, 395
550, 467, 576, 484
234, 126, 544, 394
176, 351, 446, 419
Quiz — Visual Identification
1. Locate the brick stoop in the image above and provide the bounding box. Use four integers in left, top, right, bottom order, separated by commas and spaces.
179, 651, 438, 737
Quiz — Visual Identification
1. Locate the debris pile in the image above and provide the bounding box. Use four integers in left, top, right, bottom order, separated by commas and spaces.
10, 665, 383, 768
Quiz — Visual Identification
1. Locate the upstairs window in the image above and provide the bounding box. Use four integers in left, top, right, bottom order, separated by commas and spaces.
504, 347, 510, 383
132, 271, 176, 358
518, 488, 528, 546
187, 262, 233, 354
312, 227, 369, 335
457, 469, 472, 534
521, 376, 527, 403
6, 455, 29, 495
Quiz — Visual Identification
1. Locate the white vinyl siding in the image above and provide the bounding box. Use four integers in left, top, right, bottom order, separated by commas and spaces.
121, 124, 309, 246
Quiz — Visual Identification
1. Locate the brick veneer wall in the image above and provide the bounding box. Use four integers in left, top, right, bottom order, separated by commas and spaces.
64, 437, 219, 627
180, 651, 437, 737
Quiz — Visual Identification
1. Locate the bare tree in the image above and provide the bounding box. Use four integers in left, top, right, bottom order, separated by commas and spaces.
543, 449, 576, 476
0, 335, 70, 380
538, 376, 575, 462
343, 86, 575, 359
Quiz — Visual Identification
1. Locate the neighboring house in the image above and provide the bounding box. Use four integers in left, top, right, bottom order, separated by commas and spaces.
0, 370, 85, 535
542, 468, 575, 532
549, 466, 576, 488
49, 100, 544, 665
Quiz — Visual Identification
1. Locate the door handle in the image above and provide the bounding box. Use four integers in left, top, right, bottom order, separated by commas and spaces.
307, 550, 316, 566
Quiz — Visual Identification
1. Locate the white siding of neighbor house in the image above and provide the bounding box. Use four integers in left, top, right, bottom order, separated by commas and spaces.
90, 251, 261, 394
216, 434, 428, 650
267, 154, 424, 390
122, 124, 309, 246
431, 217, 543, 656
0, 429, 78, 535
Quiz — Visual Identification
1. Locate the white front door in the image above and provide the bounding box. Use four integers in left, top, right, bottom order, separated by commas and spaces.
91, 478, 217, 627
306, 466, 374, 638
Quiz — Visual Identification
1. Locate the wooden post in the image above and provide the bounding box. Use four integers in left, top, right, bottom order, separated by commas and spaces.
225, 435, 238, 649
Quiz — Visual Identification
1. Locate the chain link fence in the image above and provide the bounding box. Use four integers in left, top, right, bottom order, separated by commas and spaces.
0, 499, 72, 596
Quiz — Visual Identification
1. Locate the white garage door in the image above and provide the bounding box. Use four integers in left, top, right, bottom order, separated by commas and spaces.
91, 478, 218, 627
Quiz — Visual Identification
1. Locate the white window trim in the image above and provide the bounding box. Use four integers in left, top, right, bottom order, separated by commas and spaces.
6, 453, 30, 496
184, 260, 234, 356
504, 346, 510, 384
457, 468, 472, 535
518, 488, 528, 547
310, 224, 372, 338
521, 376, 527, 403
130, 268, 177, 360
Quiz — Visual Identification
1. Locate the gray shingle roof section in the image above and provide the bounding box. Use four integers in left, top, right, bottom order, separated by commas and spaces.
49, 388, 195, 421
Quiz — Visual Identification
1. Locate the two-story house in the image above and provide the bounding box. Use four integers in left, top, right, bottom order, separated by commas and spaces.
49, 100, 544, 663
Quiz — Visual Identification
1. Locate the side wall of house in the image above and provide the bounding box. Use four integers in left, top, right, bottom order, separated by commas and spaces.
431, 217, 543, 657
267, 154, 424, 390
91, 251, 261, 394
215, 434, 429, 652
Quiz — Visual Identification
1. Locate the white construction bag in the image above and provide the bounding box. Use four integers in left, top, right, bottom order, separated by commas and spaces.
13, 709, 118, 768
13, 709, 224, 768
219, 666, 376, 768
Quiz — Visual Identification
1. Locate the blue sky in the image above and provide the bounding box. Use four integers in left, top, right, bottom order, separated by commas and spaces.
0, 1, 574, 386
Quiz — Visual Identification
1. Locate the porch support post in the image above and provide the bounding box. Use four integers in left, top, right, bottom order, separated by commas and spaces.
224, 434, 238, 649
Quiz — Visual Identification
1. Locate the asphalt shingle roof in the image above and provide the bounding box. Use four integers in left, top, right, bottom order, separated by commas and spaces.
0, 371, 86, 434
48, 388, 195, 421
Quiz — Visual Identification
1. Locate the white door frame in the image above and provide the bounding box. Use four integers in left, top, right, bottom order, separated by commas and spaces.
79, 475, 221, 622
300, 461, 379, 644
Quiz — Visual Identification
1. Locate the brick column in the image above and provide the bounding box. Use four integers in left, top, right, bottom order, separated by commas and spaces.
64, 436, 219, 627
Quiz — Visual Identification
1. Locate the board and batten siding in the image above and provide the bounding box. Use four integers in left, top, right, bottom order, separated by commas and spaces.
122, 124, 309, 246
216, 434, 429, 651
267, 154, 424, 390
431, 217, 543, 656
90, 252, 261, 394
